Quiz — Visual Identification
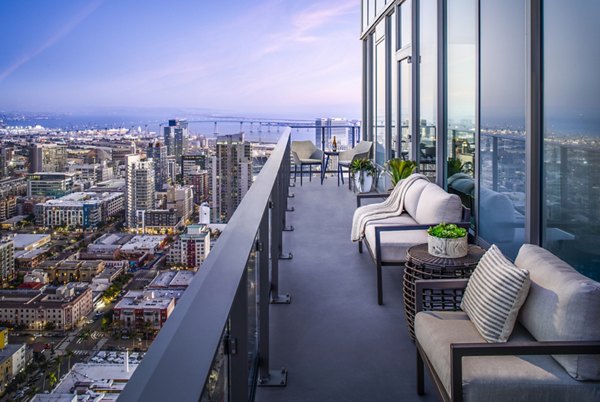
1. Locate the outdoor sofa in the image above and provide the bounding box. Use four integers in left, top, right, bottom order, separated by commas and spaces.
414, 244, 600, 402
356, 177, 470, 305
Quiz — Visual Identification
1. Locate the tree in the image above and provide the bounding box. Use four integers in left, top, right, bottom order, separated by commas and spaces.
65, 349, 74, 372
44, 321, 56, 331
55, 355, 63, 380
48, 371, 57, 388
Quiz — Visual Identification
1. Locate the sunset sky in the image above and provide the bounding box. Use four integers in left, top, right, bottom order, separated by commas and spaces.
0, 0, 361, 119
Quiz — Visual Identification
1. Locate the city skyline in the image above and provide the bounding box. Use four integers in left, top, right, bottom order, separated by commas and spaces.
0, 0, 361, 119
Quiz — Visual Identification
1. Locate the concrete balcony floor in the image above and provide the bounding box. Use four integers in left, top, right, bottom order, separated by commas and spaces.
255, 174, 437, 402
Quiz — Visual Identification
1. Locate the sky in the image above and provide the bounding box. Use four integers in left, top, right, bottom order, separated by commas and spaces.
0, 0, 362, 119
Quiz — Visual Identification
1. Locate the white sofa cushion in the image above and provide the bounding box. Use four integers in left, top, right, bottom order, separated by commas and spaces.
415, 311, 600, 402
461, 245, 531, 342
363, 214, 427, 262
515, 244, 600, 381
402, 178, 429, 219
414, 184, 463, 225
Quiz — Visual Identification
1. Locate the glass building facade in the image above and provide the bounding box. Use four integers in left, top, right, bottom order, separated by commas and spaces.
361, 0, 600, 279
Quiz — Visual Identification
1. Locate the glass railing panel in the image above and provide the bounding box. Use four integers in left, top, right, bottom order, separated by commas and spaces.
200, 326, 229, 402
247, 234, 259, 396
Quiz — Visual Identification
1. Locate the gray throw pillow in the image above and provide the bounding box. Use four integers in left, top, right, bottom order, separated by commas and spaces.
461, 245, 531, 342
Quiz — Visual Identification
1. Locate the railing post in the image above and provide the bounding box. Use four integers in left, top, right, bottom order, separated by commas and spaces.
278, 163, 294, 256
229, 269, 248, 402
270, 176, 291, 304
284, 139, 295, 210
257, 208, 287, 387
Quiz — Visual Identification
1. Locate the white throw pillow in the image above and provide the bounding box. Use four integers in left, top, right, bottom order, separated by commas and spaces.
461, 245, 531, 342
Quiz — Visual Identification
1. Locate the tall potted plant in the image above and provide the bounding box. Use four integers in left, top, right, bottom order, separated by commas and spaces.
386, 159, 417, 187
350, 158, 376, 193
427, 223, 468, 258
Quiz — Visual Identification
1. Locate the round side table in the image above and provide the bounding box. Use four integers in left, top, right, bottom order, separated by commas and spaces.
403, 243, 485, 340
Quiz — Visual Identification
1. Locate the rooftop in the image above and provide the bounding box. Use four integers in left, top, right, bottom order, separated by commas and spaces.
115, 291, 175, 310
51, 362, 139, 401
120, 235, 166, 253
11, 233, 52, 250
40, 191, 123, 207
147, 270, 195, 289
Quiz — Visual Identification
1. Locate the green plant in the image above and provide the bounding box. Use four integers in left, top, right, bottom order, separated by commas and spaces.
427, 223, 467, 238
447, 158, 463, 177
349, 158, 376, 176
386, 159, 417, 186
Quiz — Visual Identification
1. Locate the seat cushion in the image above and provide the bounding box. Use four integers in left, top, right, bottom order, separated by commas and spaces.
515, 244, 600, 380
414, 184, 463, 225
299, 158, 322, 164
461, 245, 531, 342
363, 214, 427, 262
415, 311, 600, 402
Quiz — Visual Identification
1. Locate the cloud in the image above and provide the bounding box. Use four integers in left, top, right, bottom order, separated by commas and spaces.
256, 0, 357, 57
0, 0, 104, 83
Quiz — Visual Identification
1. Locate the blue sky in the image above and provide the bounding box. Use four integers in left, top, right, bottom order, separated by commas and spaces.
0, 0, 361, 119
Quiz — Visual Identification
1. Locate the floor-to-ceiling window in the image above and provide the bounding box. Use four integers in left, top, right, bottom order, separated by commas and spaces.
374, 21, 387, 167
543, 0, 600, 280
390, 10, 397, 160
418, 0, 437, 180
478, 0, 526, 259
446, 0, 476, 215
398, 0, 412, 161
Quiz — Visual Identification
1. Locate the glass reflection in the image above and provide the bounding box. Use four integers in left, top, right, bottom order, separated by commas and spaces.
375, 33, 386, 166
399, 60, 412, 160
390, 12, 398, 159
446, 0, 476, 218
419, 0, 437, 180
400, 0, 412, 49
478, 0, 526, 260
543, 0, 600, 280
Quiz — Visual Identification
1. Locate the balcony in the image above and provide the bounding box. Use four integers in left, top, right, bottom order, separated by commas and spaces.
254, 173, 435, 401
117, 129, 436, 401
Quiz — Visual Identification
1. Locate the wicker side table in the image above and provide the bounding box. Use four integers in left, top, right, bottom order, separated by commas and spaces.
403, 243, 485, 340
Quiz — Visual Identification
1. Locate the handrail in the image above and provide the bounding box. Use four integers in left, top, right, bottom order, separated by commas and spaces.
119, 127, 292, 402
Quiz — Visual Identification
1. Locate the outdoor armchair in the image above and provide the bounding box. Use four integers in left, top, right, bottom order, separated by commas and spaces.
291, 140, 323, 186
338, 140, 372, 190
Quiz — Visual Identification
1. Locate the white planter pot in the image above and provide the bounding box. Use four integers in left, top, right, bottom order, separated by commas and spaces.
354, 171, 373, 193
427, 235, 468, 258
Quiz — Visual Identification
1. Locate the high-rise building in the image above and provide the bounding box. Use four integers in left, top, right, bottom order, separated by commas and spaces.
167, 224, 210, 271
188, 170, 209, 204
211, 133, 252, 223
163, 119, 188, 179
147, 141, 168, 191
28, 143, 67, 173
181, 154, 207, 183
0, 238, 15, 284
0, 197, 16, 222
125, 155, 155, 230
315, 118, 351, 150
166, 185, 194, 222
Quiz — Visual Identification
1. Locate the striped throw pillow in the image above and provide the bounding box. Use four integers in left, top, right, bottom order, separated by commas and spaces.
461, 245, 531, 343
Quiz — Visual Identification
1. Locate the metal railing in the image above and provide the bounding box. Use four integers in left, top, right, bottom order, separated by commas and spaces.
119, 128, 293, 402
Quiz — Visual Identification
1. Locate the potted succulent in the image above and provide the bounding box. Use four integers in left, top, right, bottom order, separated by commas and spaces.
386, 159, 417, 187
350, 158, 376, 193
427, 223, 468, 258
